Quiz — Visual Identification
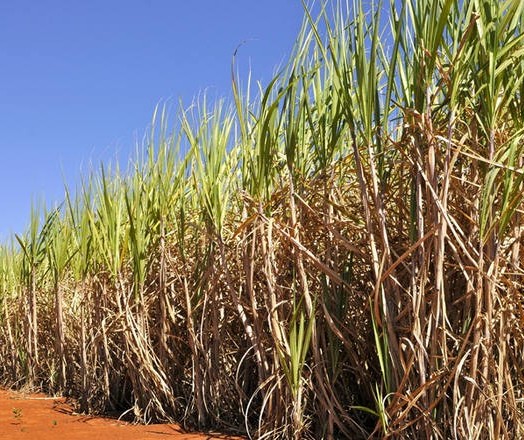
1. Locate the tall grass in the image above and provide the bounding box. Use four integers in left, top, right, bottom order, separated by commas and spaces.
1, 1, 523, 438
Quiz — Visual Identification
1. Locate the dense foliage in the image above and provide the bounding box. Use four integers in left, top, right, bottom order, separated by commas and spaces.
1, 1, 523, 438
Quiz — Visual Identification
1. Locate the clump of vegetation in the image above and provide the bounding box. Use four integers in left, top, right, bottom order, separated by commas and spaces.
12, 407, 22, 421
0, 1, 523, 438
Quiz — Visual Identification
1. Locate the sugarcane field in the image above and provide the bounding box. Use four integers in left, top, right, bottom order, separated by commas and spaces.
0, 1, 523, 439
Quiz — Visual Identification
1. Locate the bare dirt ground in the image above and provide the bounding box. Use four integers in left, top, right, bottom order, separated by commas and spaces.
0, 389, 243, 440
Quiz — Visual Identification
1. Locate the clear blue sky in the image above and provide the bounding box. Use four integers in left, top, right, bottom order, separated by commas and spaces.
0, 0, 307, 241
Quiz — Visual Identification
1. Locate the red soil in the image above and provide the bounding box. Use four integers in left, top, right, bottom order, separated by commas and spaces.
0, 389, 243, 440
